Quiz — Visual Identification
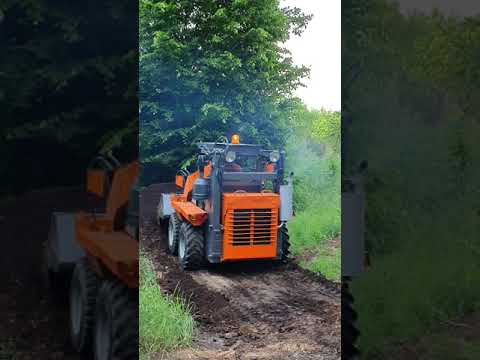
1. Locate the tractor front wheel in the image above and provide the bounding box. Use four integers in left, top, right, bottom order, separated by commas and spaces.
69, 259, 100, 354
178, 221, 205, 270
167, 214, 181, 255
93, 280, 139, 360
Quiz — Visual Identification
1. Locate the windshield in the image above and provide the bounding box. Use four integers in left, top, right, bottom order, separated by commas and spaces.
225, 154, 268, 172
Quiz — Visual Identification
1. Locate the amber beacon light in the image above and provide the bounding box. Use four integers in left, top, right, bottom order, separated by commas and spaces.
231, 134, 240, 144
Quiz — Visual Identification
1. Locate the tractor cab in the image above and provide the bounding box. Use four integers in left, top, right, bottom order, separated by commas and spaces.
194, 140, 285, 194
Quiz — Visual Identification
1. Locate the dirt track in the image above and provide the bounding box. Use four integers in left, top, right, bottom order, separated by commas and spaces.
0, 188, 102, 359
140, 187, 341, 360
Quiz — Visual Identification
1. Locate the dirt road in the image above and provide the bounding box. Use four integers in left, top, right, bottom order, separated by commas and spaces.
0, 188, 102, 360
140, 186, 341, 360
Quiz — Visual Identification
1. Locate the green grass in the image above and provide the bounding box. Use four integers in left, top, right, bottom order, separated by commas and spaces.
376, 323, 480, 360
288, 203, 340, 250
414, 335, 479, 360
354, 228, 480, 358
139, 252, 195, 359
0, 339, 16, 360
289, 204, 341, 281
463, 341, 480, 360
306, 247, 341, 281
286, 136, 341, 282
344, 112, 480, 358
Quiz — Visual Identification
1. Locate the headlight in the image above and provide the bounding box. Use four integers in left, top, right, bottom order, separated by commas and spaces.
269, 151, 280, 163
225, 151, 236, 163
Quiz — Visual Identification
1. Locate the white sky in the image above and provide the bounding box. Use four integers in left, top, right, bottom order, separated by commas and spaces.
281, 0, 341, 111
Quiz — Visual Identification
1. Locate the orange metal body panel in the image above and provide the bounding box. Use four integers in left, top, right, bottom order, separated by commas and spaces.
105, 162, 139, 215
222, 193, 279, 261
204, 163, 212, 177
170, 170, 208, 226
264, 163, 275, 172
75, 214, 138, 288
75, 161, 139, 287
175, 171, 200, 201
183, 171, 199, 198
87, 169, 107, 197
171, 196, 208, 226
175, 175, 184, 187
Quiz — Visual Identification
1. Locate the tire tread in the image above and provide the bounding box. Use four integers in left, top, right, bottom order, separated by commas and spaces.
70, 258, 100, 353
94, 280, 138, 360
342, 281, 360, 359
179, 222, 204, 270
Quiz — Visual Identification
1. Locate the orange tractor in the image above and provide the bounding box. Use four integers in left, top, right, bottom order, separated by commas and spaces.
44, 154, 139, 360
156, 135, 294, 270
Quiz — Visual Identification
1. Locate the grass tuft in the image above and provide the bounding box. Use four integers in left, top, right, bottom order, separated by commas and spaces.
306, 247, 341, 281
139, 252, 195, 359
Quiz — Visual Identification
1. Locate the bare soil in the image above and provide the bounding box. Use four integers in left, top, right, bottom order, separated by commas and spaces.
140, 186, 341, 360
0, 187, 103, 359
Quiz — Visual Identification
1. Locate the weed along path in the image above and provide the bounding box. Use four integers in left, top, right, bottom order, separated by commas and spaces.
140, 190, 341, 360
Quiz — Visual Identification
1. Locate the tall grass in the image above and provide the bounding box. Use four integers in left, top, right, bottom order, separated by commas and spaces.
286, 122, 341, 281
349, 108, 480, 356
355, 224, 480, 355
139, 252, 195, 358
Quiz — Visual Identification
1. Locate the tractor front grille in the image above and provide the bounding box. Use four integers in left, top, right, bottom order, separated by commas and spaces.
225, 208, 277, 246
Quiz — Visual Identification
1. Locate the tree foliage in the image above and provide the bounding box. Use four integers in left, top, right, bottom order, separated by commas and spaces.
343, 1, 480, 356
414, 14, 480, 118
342, 0, 480, 173
290, 104, 340, 151
139, 0, 311, 179
0, 1, 138, 194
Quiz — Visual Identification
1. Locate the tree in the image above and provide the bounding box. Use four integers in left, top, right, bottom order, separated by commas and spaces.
413, 13, 480, 121
0, 1, 138, 194
139, 0, 311, 180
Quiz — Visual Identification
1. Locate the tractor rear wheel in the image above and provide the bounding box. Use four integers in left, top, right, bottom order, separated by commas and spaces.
279, 226, 290, 263
69, 258, 100, 354
342, 280, 360, 359
93, 280, 139, 360
167, 214, 181, 255
178, 221, 205, 270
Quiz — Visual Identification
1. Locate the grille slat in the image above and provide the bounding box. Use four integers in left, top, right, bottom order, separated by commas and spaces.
225, 208, 276, 246
228, 227, 274, 231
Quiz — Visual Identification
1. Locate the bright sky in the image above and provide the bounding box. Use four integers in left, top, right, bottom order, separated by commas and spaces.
281, 0, 341, 111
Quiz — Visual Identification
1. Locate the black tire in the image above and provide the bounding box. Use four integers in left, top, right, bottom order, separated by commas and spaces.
178, 221, 205, 270
69, 259, 100, 354
278, 226, 290, 263
94, 280, 139, 360
167, 214, 181, 255
342, 280, 360, 359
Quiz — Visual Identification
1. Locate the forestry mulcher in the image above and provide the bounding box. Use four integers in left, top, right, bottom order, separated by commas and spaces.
156, 135, 294, 270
